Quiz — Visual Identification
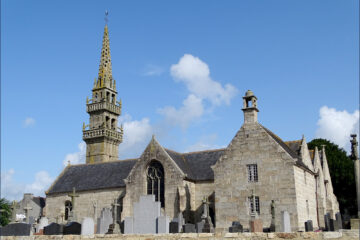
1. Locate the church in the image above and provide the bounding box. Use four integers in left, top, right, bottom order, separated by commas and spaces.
45, 24, 340, 233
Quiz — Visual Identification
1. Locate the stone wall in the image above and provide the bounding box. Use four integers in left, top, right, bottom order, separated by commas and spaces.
213, 123, 299, 232
2, 231, 359, 240
293, 166, 318, 230
46, 188, 124, 223
122, 137, 185, 221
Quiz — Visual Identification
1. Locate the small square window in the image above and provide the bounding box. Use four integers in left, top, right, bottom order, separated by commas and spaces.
247, 164, 258, 182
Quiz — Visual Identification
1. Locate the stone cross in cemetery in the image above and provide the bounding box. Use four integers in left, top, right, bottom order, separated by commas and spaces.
350, 134, 360, 218
10, 200, 17, 223
200, 196, 213, 233
23, 204, 33, 224
270, 200, 276, 232
92, 200, 98, 220
67, 187, 79, 221
107, 198, 120, 234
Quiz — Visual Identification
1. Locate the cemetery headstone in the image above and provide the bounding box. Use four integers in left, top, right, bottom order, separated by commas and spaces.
324, 213, 331, 231
281, 211, 291, 232
196, 221, 204, 233
36, 217, 48, 233
97, 208, 113, 234
63, 221, 81, 235
183, 223, 196, 233
157, 215, 169, 233
250, 219, 263, 232
107, 198, 121, 234
0, 223, 31, 236
305, 220, 313, 232
133, 195, 161, 234
335, 212, 342, 230
44, 222, 63, 235
329, 219, 335, 231
169, 221, 179, 233
81, 217, 95, 236
229, 221, 243, 233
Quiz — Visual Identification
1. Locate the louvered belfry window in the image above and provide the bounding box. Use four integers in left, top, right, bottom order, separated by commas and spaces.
147, 160, 165, 208
247, 164, 258, 182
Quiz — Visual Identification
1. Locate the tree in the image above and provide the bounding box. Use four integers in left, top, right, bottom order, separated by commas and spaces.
308, 138, 357, 217
0, 198, 12, 226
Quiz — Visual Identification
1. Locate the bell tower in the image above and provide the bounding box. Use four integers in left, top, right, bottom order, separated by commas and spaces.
82, 20, 123, 164
242, 90, 259, 124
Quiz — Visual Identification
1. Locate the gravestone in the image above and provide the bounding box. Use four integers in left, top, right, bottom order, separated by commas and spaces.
183, 223, 196, 233
170, 212, 184, 233
335, 212, 342, 230
229, 221, 243, 233
305, 220, 313, 232
250, 219, 263, 232
0, 223, 31, 236
157, 215, 169, 233
329, 219, 335, 231
124, 216, 134, 234
97, 208, 113, 234
63, 221, 81, 235
281, 211, 291, 232
81, 217, 94, 235
169, 221, 179, 233
36, 217, 48, 233
324, 213, 331, 231
196, 221, 204, 233
133, 195, 161, 234
44, 222, 63, 235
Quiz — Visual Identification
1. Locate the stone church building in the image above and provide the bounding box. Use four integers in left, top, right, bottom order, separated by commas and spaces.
45, 24, 339, 232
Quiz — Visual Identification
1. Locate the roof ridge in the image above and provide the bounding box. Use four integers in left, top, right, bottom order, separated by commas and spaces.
284, 140, 302, 144
165, 148, 226, 155
69, 158, 137, 167
182, 148, 226, 155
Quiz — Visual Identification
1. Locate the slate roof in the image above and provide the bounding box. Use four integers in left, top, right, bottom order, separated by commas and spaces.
261, 125, 300, 159
165, 149, 225, 181
32, 197, 46, 208
261, 125, 314, 174
47, 159, 136, 195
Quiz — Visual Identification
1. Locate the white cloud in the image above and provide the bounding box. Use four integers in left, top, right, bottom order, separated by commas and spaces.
143, 64, 164, 76
170, 54, 238, 106
1, 169, 53, 201
118, 114, 153, 159
63, 142, 86, 166
23, 117, 35, 127
158, 94, 203, 129
159, 54, 238, 129
315, 106, 359, 152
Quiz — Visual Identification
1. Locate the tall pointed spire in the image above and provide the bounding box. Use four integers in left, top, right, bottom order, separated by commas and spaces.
95, 12, 114, 90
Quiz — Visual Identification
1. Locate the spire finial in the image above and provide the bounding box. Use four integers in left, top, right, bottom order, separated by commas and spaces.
105, 10, 109, 25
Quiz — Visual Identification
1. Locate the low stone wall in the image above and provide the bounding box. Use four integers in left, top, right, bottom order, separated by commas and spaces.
2, 231, 359, 240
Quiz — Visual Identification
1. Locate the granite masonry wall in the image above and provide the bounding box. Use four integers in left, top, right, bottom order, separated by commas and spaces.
46, 188, 125, 223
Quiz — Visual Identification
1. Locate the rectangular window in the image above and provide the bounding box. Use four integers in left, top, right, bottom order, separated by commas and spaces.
247, 164, 258, 182
248, 196, 260, 214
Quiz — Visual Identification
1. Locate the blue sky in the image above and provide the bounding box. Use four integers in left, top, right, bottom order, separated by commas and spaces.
1, 0, 359, 200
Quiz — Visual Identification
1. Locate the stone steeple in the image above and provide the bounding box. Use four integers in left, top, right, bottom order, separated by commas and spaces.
82, 23, 123, 164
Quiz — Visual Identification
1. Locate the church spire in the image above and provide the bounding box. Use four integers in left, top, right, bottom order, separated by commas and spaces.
95, 13, 115, 90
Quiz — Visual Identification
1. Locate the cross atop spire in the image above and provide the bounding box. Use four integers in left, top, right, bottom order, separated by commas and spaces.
94, 17, 115, 90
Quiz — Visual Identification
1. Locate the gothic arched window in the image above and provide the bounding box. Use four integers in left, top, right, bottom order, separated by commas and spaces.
147, 160, 165, 208
64, 200, 72, 220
